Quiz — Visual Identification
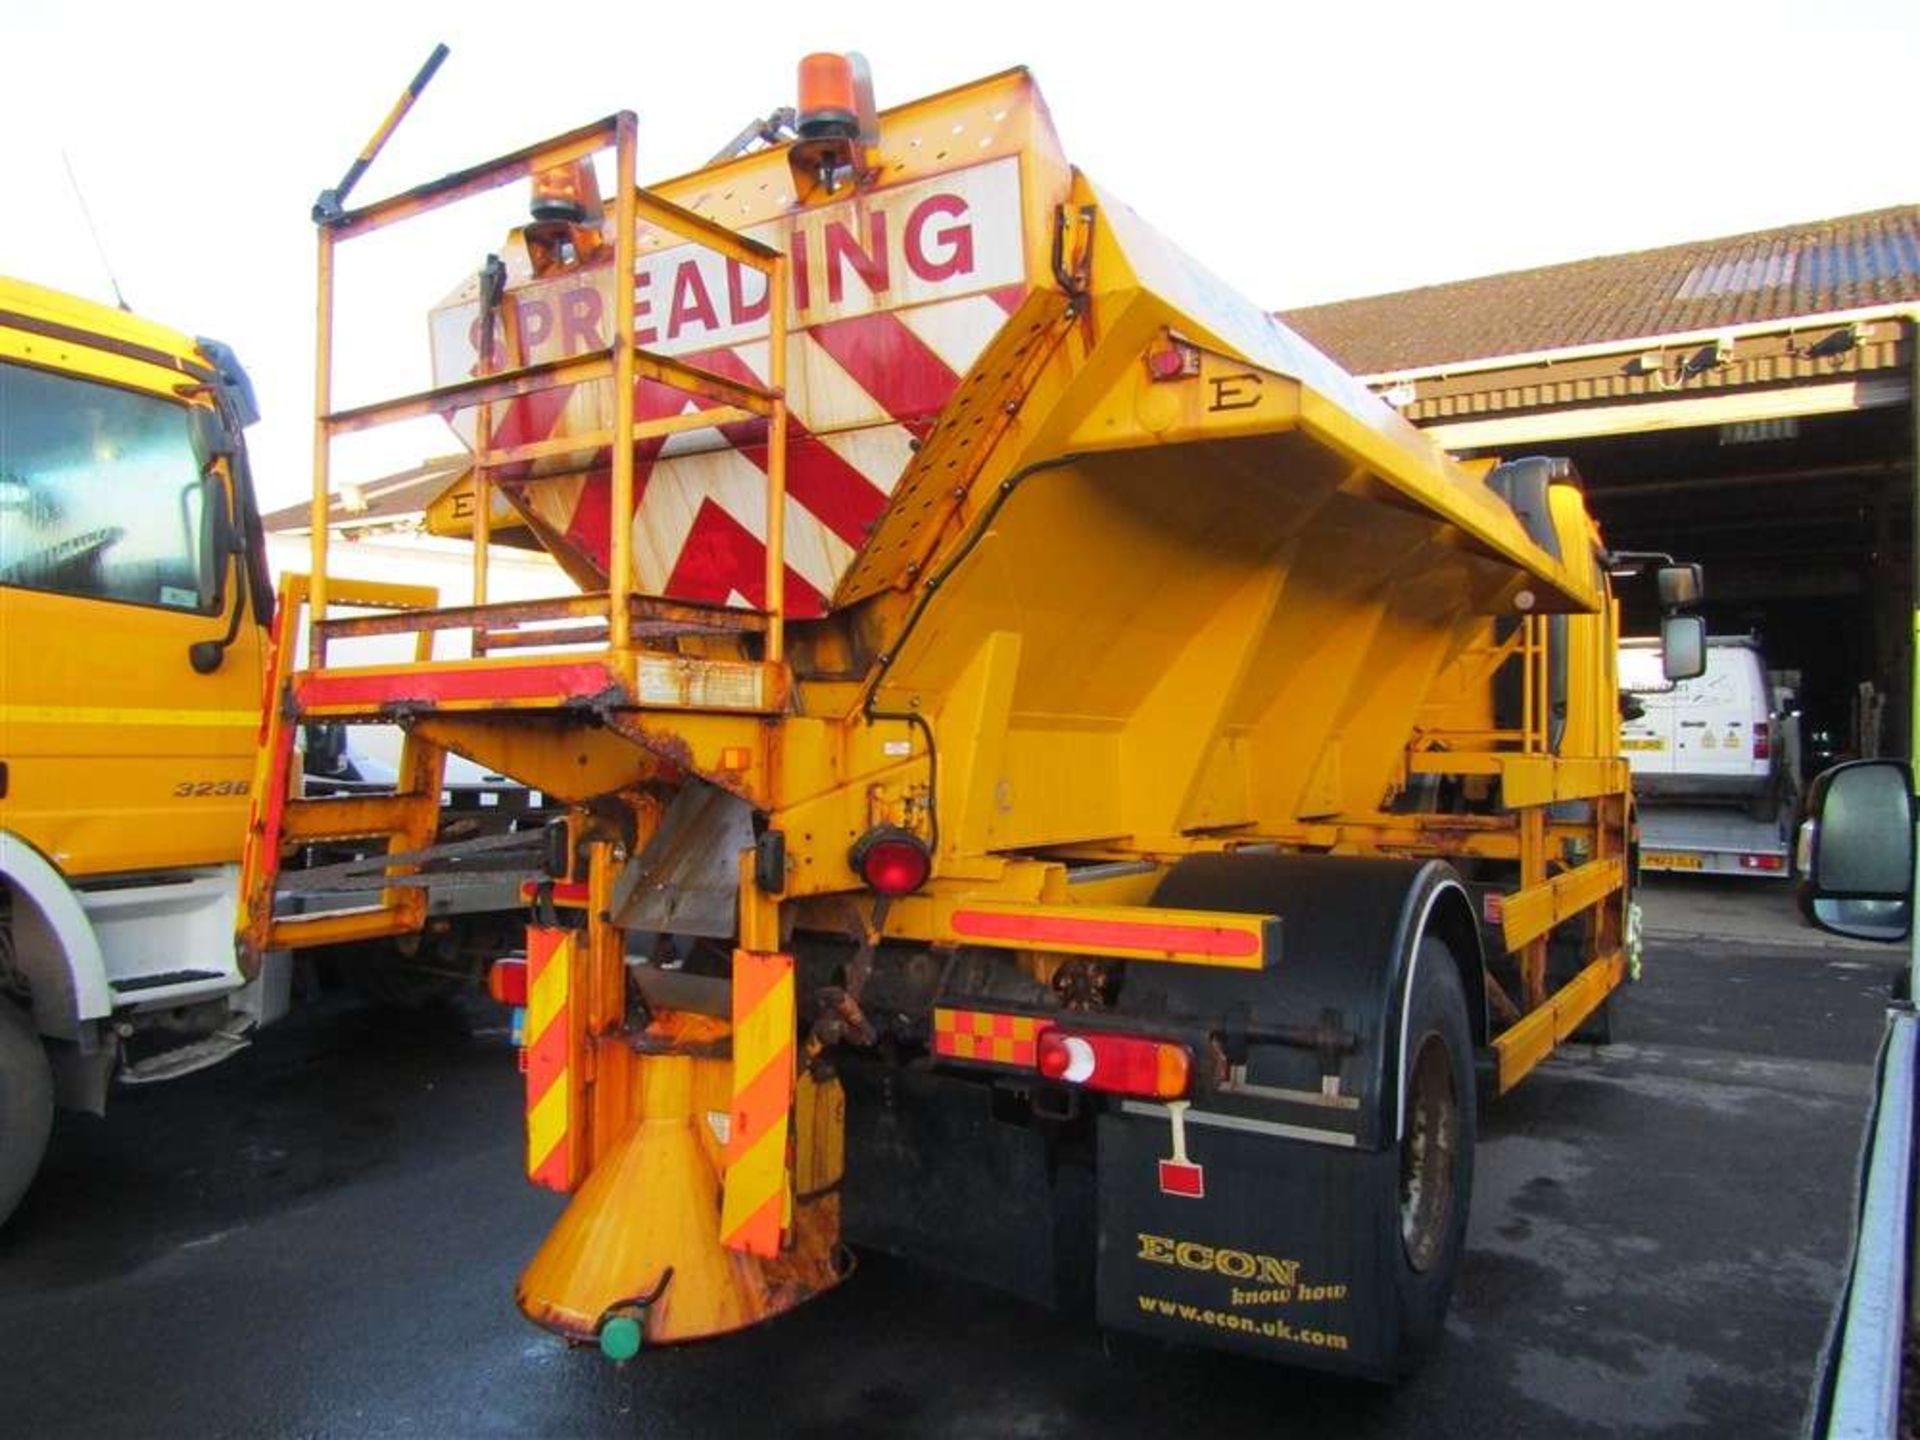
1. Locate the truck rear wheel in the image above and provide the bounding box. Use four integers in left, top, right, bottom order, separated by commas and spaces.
1392, 939, 1476, 1365
0, 997, 54, 1226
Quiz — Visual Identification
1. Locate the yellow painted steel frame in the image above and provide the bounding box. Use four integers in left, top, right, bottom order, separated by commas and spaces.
305, 111, 790, 677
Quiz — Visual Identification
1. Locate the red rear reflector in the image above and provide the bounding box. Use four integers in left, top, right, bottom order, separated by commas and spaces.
1753, 722, 1770, 761
850, 826, 932, 897
1158, 1159, 1206, 1198
1035, 1028, 1190, 1099
488, 958, 529, 1006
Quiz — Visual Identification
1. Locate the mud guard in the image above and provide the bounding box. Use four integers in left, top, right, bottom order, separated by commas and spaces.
1095, 852, 1483, 1378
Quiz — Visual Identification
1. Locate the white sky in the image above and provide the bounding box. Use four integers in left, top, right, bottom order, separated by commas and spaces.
3, 0, 1914, 511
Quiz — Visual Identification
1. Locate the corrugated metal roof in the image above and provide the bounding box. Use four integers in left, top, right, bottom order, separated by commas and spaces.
1279, 205, 1920, 377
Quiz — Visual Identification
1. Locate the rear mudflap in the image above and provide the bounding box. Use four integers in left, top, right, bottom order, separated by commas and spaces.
1096, 1107, 1400, 1379
840, 1060, 1094, 1311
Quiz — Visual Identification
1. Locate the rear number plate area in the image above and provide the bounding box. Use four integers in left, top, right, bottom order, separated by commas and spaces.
1643, 850, 1703, 871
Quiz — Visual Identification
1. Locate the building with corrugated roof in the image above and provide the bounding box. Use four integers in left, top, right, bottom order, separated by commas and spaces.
1279, 204, 1919, 762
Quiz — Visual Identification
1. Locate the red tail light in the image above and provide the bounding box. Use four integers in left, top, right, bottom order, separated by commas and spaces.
1739, 853, 1786, 872
850, 826, 932, 897
1036, 1028, 1191, 1099
1752, 722, 1770, 761
488, 957, 529, 1006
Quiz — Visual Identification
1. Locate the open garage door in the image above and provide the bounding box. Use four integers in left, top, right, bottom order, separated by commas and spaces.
1499, 403, 1912, 777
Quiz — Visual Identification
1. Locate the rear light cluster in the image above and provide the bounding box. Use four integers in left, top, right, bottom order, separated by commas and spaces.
487, 957, 528, 1006
1739, 853, 1786, 872
1752, 722, 1771, 761
849, 825, 932, 897
1036, 1027, 1191, 1100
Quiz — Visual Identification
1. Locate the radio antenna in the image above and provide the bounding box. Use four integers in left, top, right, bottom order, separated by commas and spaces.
61, 151, 130, 312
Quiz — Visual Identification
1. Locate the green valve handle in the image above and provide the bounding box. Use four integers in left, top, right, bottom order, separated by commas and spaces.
595, 1266, 672, 1361
598, 1313, 643, 1362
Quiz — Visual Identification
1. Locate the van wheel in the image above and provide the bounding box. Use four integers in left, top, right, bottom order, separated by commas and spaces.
1391, 939, 1476, 1368
0, 997, 54, 1226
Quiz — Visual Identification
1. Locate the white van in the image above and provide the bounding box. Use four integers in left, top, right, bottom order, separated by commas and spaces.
1619, 636, 1780, 816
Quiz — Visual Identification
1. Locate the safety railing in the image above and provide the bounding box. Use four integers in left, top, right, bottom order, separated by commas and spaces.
308, 110, 791, 683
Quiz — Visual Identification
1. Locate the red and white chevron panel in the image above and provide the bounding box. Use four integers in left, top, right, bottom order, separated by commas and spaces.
429, 156, 1032, 616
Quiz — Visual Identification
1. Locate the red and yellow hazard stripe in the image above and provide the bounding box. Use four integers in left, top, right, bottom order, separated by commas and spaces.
720, 950, 795, 1257
524, 926, 583, 1192
933, 1007, 1044, 1067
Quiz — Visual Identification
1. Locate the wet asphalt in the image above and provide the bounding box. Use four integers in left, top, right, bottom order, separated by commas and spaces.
0, 930, 1893, 1439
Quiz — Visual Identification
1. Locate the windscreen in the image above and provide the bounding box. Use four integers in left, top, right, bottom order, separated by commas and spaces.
0, 360, 215, 612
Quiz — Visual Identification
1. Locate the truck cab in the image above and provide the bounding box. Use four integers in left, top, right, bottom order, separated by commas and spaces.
0, 277, 278, 1223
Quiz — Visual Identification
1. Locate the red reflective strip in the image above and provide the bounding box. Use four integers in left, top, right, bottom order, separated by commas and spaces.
297, 661, 618, 709
558, 467, 615, 575
680, 347, 891, 552
663, 498, 828, 616
808, 311, 962, 422
950, 909, 1260, 959
517, 880, 592, 905
727, 1044, 797, 1165
930, 1009, 1047, 1069
255, 717, 295, 880
987, 284, 1028, 315
529, 1137, 572, 1191
724, 1188, 784, 1258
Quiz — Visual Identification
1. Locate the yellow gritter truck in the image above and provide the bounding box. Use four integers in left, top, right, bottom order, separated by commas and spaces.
244, 53, 1704, 1377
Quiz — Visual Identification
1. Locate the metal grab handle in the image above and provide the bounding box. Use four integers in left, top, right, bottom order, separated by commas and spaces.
313, 43, 451, 224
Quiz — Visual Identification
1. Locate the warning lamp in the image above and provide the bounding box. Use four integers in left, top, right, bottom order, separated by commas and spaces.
526, 160, 605, 274
790, 51, 877, 200
530, 160, 602, 225
488, 957, 529, 1007
1036, 1027, 1192, 1100
849, 825, 932, 897
797, 52, 861, 139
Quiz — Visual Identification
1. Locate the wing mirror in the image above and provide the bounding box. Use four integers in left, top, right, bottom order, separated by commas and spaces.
1658, 614, 1706, 682
1796, 759, 1913, 942
1656, 562, 1703, 609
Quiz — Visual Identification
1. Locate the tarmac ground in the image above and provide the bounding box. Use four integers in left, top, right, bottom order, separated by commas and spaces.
0, 873, 1893, 1438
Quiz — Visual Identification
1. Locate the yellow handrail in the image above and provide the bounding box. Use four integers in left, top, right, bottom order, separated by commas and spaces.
307, 109, 790, 675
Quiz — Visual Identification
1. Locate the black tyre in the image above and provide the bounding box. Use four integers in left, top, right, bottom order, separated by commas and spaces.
1392, 937, 1476, 1367
0, 997, 54, 1227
